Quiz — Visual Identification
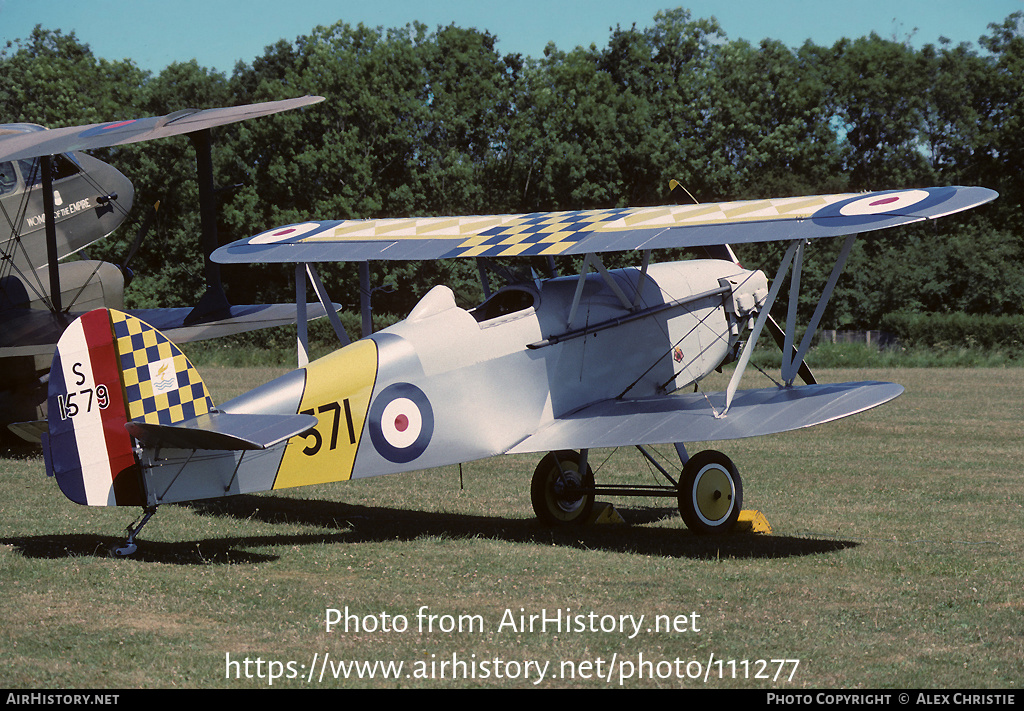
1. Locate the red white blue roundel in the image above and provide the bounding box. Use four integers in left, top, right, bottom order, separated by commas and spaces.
813, 187, 956, 227
250, 222, 325, 244
368, 383, 434, 463
838, 189, 929, 215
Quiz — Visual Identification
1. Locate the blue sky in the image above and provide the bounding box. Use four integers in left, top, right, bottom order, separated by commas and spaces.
1, 0, 1020, 74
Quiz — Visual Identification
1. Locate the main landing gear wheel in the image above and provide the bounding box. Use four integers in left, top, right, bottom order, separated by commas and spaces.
531, 450, 595, 526
677, 450, 742, 535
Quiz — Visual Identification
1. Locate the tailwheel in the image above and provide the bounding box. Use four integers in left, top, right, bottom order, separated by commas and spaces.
531, 450, 595, 525
677, 450, 742, 535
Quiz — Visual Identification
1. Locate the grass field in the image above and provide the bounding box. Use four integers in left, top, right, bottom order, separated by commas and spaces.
1, 366, 1021, 689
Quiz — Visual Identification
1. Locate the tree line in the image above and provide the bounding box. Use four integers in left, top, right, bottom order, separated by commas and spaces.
2, 8, 1022, 334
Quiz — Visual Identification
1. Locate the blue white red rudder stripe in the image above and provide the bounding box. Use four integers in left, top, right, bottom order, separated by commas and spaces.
43, 308, 215, 507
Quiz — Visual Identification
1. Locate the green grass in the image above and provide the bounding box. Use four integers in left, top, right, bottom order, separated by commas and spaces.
1, 367, 1021, 688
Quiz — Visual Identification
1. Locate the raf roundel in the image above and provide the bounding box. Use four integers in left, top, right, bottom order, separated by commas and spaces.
812, 186, 957, 227
368, 383, 434, 463
838, 189, 929, 216
250, 222, 325, 245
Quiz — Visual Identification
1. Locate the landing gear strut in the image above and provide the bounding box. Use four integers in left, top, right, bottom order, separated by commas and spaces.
110, 505, 158, 557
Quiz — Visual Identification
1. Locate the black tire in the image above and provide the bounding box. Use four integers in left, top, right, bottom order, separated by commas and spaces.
677, 450, 742, 534
531, 450, 595, 525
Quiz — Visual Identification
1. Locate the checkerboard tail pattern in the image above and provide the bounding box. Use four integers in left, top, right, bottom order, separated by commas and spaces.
109, 310, 215, 426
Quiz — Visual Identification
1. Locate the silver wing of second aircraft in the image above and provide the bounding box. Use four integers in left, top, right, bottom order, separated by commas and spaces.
0, 96, 324, 163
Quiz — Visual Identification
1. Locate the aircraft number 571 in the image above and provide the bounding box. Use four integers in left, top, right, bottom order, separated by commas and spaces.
300, 399, 357, 456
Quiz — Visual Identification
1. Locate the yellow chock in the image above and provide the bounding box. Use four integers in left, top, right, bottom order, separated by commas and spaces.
590, 502, 625, 524
736, 510, 772, 535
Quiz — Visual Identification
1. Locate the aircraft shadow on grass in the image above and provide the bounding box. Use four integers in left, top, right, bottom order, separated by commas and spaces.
3, 493, 857, 565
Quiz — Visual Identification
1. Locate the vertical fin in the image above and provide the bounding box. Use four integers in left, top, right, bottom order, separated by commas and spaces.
44, 308, 214, 506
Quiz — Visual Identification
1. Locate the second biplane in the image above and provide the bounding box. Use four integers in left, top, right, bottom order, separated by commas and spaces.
41, 184, 996, 554
0, 96, 333, 438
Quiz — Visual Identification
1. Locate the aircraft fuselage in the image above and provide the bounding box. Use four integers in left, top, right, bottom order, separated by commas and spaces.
136, 259, 767, 504
0, 148, 134, 276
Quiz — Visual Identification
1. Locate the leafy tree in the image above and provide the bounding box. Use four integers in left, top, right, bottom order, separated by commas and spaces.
0, 26, 149, 127
2, 12, 1022, 334
823, 33, 934, 189
917, 40, 995, 184
708, 38, 847, 199
979, 12, 1024, 228
414, 24, 523, 216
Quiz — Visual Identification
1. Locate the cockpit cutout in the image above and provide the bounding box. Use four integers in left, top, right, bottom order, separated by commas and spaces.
471, 285, 538, 323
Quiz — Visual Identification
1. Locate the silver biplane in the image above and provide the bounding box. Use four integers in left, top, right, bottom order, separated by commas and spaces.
0, 97, 330, 438
40, 183, 996, 555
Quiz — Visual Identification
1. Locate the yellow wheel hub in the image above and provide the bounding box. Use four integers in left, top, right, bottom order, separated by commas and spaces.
693, 465, 734, 524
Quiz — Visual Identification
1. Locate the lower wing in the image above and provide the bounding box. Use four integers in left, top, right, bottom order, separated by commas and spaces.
507, 381, 903, 453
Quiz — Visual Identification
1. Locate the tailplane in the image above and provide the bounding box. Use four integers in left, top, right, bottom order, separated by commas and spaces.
44, 308, 214, 506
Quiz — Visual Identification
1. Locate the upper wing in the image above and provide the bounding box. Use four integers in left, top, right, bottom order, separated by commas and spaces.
506, 381, 904, 454
0, 96, 324, 162
213, 186, 997, 264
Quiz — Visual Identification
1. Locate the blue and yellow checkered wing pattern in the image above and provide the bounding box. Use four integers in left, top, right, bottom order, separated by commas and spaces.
110, 310, 214, 426
440, 208, 631, 258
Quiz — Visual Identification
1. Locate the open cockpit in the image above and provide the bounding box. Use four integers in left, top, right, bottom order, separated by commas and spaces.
469, 284, 539, 323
